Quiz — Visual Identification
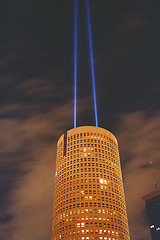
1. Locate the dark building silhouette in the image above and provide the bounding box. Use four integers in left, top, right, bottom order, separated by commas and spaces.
142, 189, 160, 240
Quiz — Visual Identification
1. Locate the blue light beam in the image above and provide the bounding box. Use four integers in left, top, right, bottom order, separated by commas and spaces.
86, 0, 98, 127
74, 0, 78, 128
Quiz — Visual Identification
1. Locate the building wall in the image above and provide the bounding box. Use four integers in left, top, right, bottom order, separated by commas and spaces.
52, 126, 130, 240
145, 194, 160, 240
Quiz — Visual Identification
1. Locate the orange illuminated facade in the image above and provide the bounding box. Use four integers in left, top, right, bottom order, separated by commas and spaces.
52, 126, 130, 240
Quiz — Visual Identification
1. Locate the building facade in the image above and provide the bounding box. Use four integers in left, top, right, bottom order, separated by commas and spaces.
142, 189, 160, 240
52, 126, 130, 240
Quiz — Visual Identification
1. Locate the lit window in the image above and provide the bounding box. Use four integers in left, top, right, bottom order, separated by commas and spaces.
99, 178, 103, 184
150, 225, 154, 229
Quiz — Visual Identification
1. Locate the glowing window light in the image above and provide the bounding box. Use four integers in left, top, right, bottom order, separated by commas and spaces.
85, 0, 98, 127
100, 179, 103, 184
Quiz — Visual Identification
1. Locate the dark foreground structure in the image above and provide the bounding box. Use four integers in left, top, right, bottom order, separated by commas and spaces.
142, 189, 160, 240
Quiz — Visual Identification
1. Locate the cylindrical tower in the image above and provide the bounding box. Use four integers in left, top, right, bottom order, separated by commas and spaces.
52, 126, 130, 240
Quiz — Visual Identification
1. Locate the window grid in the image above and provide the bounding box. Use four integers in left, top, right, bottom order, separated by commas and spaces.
52, 127, 130, 240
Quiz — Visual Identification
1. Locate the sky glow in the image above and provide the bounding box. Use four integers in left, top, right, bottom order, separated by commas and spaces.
86, 0, 98, 127
74, 0, 78, 128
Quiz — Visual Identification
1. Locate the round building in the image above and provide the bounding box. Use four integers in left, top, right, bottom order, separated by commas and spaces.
52, 126, 130, 240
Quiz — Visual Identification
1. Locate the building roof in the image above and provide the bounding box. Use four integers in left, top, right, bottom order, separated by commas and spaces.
142, 189, 160, 201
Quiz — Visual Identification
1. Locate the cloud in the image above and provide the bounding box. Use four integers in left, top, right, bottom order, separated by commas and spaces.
0, 101, 72, 240
17, 78, 56, 99
116, 110, 160, 240
0, 75, 14, 86
122, 14, 148, 31
0, 92, 90, 240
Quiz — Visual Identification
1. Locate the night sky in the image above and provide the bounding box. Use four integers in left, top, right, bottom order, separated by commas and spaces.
1, 0, 160, 240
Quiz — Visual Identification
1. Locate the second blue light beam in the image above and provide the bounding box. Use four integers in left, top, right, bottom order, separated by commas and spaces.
86, 0, 98, 127
74, 0, 78, 128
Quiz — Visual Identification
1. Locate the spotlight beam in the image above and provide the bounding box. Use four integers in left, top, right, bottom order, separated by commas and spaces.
74, 0, 78, 128
86, 0, 98, 127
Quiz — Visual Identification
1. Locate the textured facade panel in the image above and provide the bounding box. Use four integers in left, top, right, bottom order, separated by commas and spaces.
52, 126, 130, 240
